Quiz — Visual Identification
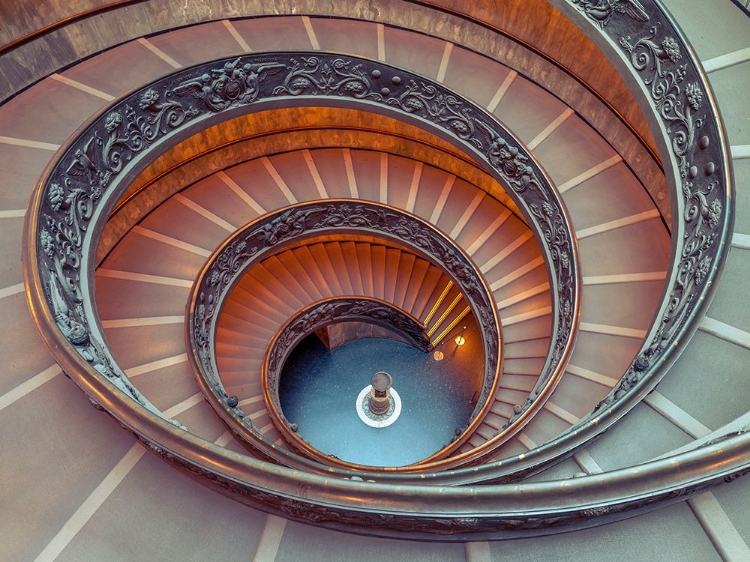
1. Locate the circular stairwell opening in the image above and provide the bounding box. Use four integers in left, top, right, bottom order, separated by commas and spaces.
277, 317, 484, 467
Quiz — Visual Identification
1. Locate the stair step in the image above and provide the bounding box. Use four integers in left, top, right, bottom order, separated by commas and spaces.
501, 314, 552, 343
499, 293, 553, 325
502, 357, 546, 377
355, 242, 375, 296
225, 286, 290, 326
498, 374, 537, 393
294, 245, 335, 298
250, 262, 308, 309
340, 242, 364, 295
482, 412, 508, 431
383, 248, 402, 303
261, 255, 310, 302
475, 424, 496, 441
410, 266, 445, 321
215, 341, 269, 359
308, 243, 345, 295
224, 382, 263, 399
274, 250, 325, 301
393, 252, 416, 308
324, 241, 354, 295
95, 276, 188, 319
217, 311, 277, 337
502, 337, 551, 359
104, 228, 207, 280
370, 244, 387, 300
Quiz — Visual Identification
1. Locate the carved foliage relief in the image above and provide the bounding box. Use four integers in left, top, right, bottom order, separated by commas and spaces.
566, 0, 729, 412
34, 52, 577, 422
192, 201, 501, 422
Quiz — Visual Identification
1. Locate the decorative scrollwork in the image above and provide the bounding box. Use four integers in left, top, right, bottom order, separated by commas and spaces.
264, 297, 430, 445
475, 121, 546, 200
386, 80, 477, 144
588, 21, 727, 414
570, 0, 649, 28
33, 52, 575, 436
273, 56, 381, 100
191, 201, 501, 427
28, 50, 583, 526
23, 2, 738, 534
619, 29, 704, 179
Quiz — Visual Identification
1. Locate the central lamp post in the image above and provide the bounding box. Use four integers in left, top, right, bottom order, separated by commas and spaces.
356, 370, 401, 428
368, 371, 393, 415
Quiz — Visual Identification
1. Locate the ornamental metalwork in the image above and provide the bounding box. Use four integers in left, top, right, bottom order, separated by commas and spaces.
557, 5, 730, 423
570, 0, 650, 28
189, 201, 501, 452
30, 51, 577, 432
262, 297, 429, 457
618, 28, 719, 351
24, 0, 738, 537
435, 0, 735, 482
583, 25, 726, 412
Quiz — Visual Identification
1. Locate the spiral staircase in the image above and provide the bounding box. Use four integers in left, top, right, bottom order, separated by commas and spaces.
1, 1, 749, 560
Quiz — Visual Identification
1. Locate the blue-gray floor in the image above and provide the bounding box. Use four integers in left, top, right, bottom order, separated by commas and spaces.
279, 336, 477, 466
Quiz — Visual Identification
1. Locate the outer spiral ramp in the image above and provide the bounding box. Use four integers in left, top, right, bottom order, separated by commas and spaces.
1, 1, 749, 560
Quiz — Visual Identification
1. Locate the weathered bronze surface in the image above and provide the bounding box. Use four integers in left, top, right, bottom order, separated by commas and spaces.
21, 0, 740, 540
189, 200, 502, 467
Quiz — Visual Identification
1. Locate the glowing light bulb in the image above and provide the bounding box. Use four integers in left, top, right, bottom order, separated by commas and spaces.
454, 325, 467, 346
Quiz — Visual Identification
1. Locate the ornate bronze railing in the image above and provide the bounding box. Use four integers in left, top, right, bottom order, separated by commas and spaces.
188, 200, 501, 465
0, 0, 146, 57
21, 0, 741, 537
463, 0, 738, 481
262, 296, 431, 461
26, 51, 578, 471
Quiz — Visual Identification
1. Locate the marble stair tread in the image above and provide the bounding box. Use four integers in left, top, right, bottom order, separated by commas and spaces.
95, 276, 188, 319
502, 337, 551, 359
97, 228, 207, 280
5, 8, 750, 560
144, 20, 246, 68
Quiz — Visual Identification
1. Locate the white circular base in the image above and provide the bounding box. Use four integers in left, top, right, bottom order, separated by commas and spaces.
355, 386, 402, 428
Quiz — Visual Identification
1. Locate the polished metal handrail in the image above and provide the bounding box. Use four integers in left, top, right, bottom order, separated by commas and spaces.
0, 0, 146, 56
25, 51, 578, 475
21, 0, 739, 536
187, 200, 501, 466
464, 0, 738, 481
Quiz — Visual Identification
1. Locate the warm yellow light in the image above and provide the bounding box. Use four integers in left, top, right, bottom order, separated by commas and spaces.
454, 335, 466, 346
433, 349, 444, 361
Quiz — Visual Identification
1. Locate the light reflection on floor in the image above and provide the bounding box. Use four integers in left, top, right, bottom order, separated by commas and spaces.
279, 336, 476, 466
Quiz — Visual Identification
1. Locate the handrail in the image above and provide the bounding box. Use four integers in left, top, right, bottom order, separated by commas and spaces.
0, 0, 147, 57
20, 0, 741, 534
188, 200, 501, 467
25, 50, 578, 477
459, 0, 737, 481
0, 1, 664, 221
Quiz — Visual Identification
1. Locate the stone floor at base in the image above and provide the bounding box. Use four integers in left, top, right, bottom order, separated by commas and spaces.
279, 336, 475, 466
